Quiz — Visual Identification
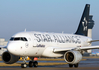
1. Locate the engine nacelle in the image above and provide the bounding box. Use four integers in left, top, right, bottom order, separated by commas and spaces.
2, 51, 19, 64
87, 49, 92, 53
64, 51, 82, 64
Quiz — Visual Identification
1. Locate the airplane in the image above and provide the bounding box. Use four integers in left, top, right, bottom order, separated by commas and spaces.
90, 49, 99, 56
1, 4, 99, 68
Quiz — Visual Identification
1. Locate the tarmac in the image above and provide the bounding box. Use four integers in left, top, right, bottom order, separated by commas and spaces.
0, 57, 99, 70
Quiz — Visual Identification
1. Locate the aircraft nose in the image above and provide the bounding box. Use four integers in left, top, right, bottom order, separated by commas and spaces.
7, 43, 17, 55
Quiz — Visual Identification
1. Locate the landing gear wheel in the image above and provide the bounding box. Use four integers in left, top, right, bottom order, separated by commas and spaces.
69, 64, 73, 68
21, 63, 27, 68
74, 63, 78, 68
33, 61, 38, 67
29, 61, 33, 67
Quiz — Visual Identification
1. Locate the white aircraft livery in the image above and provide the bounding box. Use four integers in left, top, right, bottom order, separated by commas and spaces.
1, 4, 99, 68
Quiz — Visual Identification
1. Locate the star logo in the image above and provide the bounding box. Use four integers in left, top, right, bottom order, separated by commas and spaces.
82, 17, 88, 31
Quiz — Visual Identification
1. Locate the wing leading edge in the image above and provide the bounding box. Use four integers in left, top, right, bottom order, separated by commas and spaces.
53, 46, 99, 53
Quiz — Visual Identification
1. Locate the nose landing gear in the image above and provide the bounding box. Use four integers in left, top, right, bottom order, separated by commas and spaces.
21, 63, 27, 68
21, 57, 27, 68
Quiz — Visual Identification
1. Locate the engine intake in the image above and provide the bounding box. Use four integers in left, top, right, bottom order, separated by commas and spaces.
64, 51, 82, 64
2, 51, 19, 64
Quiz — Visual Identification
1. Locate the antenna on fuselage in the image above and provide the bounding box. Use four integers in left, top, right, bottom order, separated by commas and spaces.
24, 29, 26, 32
62, 31, 64, 34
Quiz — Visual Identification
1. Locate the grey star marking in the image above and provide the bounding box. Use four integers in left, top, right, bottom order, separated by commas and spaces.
82, 17, 88, 31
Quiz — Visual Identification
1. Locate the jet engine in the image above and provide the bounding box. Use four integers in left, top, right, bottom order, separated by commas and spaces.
64, 51, 82, 64
2, 51, 19, 64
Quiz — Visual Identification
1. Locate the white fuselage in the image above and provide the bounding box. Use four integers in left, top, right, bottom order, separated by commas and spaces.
7, 31, 92, 57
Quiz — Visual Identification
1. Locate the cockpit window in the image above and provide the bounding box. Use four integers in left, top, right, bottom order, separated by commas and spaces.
14, 38, 20, 40
10, 37, 28, 41
10, 37, 14, 41
23, 37, 28, 41
21, 37, 24, 41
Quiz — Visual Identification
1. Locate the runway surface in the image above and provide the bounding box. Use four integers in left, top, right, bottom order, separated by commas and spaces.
0, 57, 99, 70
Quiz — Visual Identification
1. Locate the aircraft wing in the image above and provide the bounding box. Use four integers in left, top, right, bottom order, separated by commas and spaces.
53, 46, 99, 53
53, 47, 74, 52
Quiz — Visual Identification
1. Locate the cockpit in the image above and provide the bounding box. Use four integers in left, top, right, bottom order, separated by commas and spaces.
10, 37, 28, 41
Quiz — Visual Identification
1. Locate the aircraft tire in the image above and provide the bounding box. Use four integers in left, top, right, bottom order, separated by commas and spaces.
69, 64, 73, 68
33, 61, 38, 67
74, 63, 78, 68
21, 63, 27, 68
29, 61, 33, 67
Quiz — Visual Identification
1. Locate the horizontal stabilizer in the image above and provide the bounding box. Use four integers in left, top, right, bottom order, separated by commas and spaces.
87, 40, 99, 43
78, 45, 99, 50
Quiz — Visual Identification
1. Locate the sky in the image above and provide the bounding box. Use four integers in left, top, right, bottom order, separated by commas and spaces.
0, 0, 99, 45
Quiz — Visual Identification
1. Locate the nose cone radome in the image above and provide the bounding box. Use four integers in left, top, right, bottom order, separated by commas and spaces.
7, 43, 17, 55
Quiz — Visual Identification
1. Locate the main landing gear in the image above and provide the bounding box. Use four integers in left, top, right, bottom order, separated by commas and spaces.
69, 63, 78, 68
21, 57, 38, 68
29, 61, 38, 67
